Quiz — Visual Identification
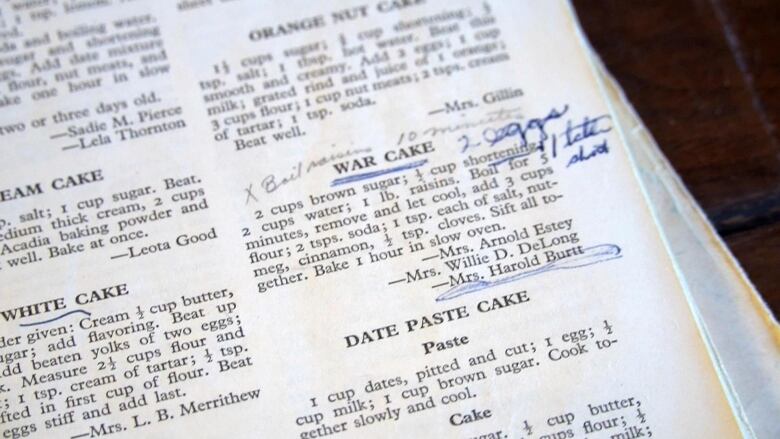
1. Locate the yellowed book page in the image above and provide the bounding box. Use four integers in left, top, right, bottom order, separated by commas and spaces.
0, 1, 741, 437
590, 54, 780, 438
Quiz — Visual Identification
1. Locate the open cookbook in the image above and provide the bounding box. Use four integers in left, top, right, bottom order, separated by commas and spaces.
0, 1, 777, 438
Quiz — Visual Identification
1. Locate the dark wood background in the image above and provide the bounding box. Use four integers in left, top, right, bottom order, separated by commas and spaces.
572, 0, 779, 316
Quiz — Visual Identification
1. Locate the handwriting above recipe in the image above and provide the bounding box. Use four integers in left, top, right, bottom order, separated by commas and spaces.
0, 1, 754, 438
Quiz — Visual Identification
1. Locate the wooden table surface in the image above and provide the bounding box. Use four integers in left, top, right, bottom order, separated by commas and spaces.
573, 0, 779, 316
